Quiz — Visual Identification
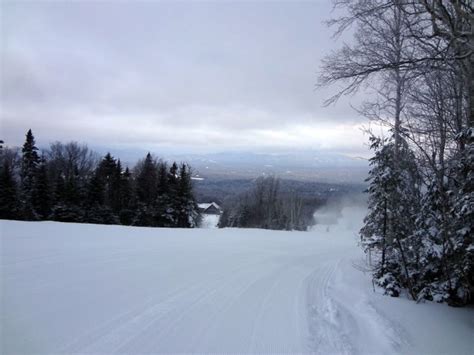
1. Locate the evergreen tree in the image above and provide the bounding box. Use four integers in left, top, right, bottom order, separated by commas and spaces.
166, 162, 179, 225
83, 155, 121, 225
97, 153, 118, 209
52, 173, 66, 206
449, 129, 474, 304
132, 204, 156, 227
64, 167, 82, 206
153, 161, 174, 227
360, 133, 421, 298
51, 166, 84, 223
119, 167, 135, 225
0, 160, 19, 219
32, 157, 51, 219
176, 163, 200, 228
6, 131, 204, 230
86, 170, 105, 207
19, 129, 40, 219
84, 204, 119, 225
136, 153, 158, 205
111, 159, 123, 212
121, 167, 133, 208
132, 153, 159, 227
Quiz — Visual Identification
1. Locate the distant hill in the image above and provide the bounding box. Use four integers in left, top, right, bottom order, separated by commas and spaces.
90, 147, 369, 184
193, 177, 366, 206
170, 151, 368, 183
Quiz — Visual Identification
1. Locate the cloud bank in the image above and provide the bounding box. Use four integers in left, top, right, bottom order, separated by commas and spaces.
1, 1, 370, 155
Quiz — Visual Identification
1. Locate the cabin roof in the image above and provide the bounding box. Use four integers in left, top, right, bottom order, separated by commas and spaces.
198, 202, 221, 212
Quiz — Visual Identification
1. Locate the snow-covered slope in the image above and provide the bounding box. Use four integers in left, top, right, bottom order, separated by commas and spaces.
1, 219, 473, 354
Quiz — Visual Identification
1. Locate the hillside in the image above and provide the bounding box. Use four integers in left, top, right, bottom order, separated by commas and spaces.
1, 218, 473, 354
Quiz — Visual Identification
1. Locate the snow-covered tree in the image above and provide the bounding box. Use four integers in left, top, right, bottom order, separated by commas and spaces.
175, 163, 200, 228
361, 133, 421, 298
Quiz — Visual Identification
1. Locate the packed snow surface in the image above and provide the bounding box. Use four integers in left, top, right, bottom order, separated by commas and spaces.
1, 215, 473, 354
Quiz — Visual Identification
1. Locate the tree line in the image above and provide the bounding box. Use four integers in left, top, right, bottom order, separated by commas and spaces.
0, 130, 200, 228
319, 1, 473, 305
218, 175, 314, 231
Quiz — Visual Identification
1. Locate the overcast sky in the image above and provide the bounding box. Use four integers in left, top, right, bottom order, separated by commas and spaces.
1, 0, 372, 156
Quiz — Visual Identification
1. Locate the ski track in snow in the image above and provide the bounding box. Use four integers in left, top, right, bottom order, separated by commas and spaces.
305, 259, 411, 355
2, 220, 473, 354
306, 260, 354, 354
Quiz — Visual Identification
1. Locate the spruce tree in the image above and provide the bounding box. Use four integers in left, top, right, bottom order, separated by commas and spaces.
136, 153, 158, 205
97, 153, 118, 209
111, 159, 123, 212
360, 133, 421, 298
133, 153, 159, 226
166, 162, 179, 226
86, 170, 105, 207
153, 161, 173, 227
176, 163, 200, 227
84, 159, 120, 225
20, 129, 40, 220
119, 167, 134, 225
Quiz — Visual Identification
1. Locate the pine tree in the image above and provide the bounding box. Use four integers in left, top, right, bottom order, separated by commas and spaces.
20, 129, 40, 220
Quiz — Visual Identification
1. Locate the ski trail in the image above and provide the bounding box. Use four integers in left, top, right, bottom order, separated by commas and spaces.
305, 258, 409, 354
5, 221, 473, 355
60, 257, 271, 353
306, 260, 355, 354
246, 270, 285, 353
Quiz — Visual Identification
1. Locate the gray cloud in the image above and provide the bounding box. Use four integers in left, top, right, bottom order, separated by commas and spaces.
1, 0, 366, 154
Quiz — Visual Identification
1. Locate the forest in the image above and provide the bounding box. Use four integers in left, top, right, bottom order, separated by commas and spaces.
318, 1, 473, 306
218, 175, 319, 231
0, 130, 200, 228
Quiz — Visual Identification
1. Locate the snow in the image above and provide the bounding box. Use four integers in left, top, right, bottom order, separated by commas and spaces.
1, 216, 473, 354
200, 214, 220, 228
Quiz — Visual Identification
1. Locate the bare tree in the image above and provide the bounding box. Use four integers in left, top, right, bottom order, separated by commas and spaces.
318, 0, 473, 304
47, 141, 98, 181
